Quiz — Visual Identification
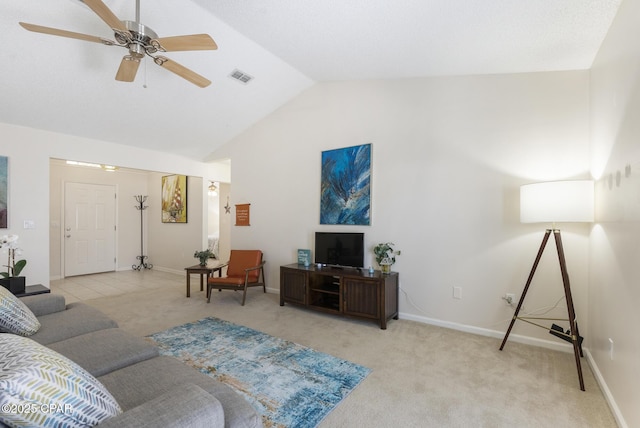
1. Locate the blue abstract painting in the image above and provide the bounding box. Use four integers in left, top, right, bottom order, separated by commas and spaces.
321, 144, 371, 225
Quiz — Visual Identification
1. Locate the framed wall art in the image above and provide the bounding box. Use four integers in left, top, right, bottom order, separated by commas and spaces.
0, 156, 6, 228
320, 143, 371, 225
161, 174, 188, 223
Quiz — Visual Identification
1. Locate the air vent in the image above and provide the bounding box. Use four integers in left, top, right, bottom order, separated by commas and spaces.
229, 69, 253, 84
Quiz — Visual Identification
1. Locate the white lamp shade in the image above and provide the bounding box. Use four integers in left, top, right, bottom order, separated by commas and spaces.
520, 180, 594, 223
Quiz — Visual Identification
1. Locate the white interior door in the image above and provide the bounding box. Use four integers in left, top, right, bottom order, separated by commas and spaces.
64, 182, 116, 277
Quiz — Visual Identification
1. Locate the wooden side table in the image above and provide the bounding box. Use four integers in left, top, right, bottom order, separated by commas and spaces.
185, 263, 224, 298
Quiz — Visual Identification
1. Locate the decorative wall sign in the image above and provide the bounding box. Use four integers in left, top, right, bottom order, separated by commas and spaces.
161, 175, 188, 223
320, 144, 371, 225
0, 156, 6, 228
235, 203, 250, 226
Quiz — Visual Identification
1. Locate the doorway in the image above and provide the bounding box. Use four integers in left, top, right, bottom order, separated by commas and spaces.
208, 181, 231, 262
64, 182, 116, 276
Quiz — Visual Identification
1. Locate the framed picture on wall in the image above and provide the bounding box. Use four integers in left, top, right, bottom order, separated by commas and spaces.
320, 143, 371, 225
0, 156, 7, 228
161, 174, 188, 223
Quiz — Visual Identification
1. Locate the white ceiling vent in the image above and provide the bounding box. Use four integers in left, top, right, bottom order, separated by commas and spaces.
229, 69, 253, 84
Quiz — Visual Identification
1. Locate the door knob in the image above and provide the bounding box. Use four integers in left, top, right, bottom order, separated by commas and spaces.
65, 234, 71, 238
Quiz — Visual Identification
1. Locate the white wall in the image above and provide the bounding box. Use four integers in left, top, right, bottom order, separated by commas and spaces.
211, 71, 592, 347
589, 0, 640, 426
1, 122, 226, 285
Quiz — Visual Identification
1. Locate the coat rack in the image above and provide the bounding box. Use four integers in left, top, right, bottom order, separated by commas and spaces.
132, 195, 153, 271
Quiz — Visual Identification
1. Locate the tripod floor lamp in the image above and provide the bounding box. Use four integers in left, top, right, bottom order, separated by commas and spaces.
499, 180, 594, 391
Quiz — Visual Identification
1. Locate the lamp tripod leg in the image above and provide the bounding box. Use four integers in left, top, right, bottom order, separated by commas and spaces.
500, 229, 552, 350
553, 230, 585, 391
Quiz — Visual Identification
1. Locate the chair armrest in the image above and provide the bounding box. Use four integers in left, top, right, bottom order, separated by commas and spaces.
97, 383, 224, 428
208, 262, 229, 279
19, 294, 66, 316
244, 260, 266, 273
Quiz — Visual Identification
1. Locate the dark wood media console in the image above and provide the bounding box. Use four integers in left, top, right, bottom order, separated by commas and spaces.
280, 263, 399, 329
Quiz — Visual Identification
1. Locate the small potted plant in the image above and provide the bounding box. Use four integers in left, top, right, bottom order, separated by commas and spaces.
0, 234, 27, 294
194, 249, 215, 266
373, 242, 401, 274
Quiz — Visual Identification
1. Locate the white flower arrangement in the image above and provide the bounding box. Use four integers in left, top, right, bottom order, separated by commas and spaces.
0, 234, 27, 278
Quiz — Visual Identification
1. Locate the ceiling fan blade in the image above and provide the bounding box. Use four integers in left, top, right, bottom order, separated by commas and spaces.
152, 34, 218, 52
19, 22, 115, 45
154, 56, 211, 88
115, 55, 141, 82
83, 0, 129, 34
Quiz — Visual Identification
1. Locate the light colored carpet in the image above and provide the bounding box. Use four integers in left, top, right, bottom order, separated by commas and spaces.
55, 270, 617, 427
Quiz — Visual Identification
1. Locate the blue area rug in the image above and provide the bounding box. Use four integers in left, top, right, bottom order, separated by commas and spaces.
146, 317, 371, 428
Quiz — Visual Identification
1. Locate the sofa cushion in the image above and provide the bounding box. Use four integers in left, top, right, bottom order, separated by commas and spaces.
0, 286, 40, 336
48, 328, 159, 377
20, 293, 66, 316
28, 302, 118, 345
97, 383, 224, 428
98, 356, 262, 428
0, 334, 122, 428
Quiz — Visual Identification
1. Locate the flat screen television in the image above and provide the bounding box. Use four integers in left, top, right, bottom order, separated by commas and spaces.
314, 232, 364, 269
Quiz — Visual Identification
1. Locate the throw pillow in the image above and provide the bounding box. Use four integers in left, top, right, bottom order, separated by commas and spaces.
0, 335, 122, 428
0, 286, 40, 336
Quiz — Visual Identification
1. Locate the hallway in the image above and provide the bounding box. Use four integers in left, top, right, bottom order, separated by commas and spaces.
50, 270, 181, 303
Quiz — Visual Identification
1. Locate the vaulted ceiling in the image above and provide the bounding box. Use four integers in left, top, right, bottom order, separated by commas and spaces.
1, 0, 623, 162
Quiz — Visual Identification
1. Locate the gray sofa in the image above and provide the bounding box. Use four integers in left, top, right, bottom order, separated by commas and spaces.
3, 293, 262, 428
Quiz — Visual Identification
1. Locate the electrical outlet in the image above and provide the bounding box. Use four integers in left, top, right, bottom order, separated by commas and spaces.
453, 286, 462, 300
502, 293, 516, 306
506, 293, 515, 305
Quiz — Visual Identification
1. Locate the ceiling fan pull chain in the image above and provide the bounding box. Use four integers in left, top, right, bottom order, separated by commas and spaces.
143, 57, 148, 89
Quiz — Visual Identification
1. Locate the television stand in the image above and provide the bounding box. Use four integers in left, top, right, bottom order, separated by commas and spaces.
280, 263, 399, 329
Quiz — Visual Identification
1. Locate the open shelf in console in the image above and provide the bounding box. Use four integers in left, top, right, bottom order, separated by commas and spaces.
308, 274, 340, 312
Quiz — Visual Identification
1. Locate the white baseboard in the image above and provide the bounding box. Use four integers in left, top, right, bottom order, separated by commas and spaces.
399, 311, 626, 427
398, 311, 575, 353
584, 349, 628, 428
142, 266, 183, 276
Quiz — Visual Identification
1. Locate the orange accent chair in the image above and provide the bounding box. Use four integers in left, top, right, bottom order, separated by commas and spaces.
207, 250, 266, 306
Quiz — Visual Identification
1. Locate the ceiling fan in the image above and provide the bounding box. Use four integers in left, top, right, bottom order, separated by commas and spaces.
19, 0, 217, 87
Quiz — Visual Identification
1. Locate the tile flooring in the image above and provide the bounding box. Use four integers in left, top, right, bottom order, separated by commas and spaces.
50, 269, 181, 303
